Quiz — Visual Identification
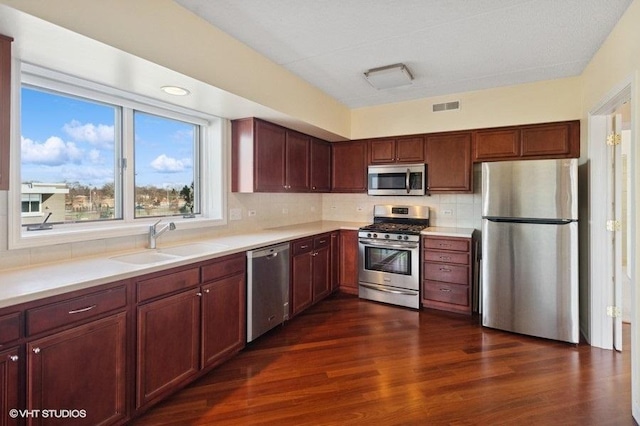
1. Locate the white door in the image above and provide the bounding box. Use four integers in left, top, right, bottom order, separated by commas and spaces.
609, 112, 624, 351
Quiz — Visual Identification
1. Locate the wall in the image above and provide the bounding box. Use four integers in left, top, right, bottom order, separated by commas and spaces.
0, 0, 351, 140
323, 166, 482, 230
578, 0, 640, 418
351, 77, 582, 138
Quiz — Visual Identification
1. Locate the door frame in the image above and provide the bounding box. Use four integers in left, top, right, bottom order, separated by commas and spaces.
587, 73, 638, 420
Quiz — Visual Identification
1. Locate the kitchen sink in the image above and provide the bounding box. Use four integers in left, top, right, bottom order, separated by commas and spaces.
110, 251, 180, 265
110, 242, 230, 265
158, 242, 229, 257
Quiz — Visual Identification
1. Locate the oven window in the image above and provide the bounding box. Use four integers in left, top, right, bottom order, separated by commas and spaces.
364, 246, 411, 275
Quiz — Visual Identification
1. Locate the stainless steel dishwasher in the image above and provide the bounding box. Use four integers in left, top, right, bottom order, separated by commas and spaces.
246, 242, 290, 343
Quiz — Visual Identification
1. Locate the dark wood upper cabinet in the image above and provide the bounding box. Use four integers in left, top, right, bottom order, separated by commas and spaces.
331, 140, 368, 193
425, 132, 472, 193
254, 119, 287, 192
473, 128, 520, 161
473, 120, 579, 162
310, 138, 331, 192
369, 136, 424, 164
0, 35, 13, 191
232, 118, 318, 193
520, 121, 579, 158
284, 130, 310, 192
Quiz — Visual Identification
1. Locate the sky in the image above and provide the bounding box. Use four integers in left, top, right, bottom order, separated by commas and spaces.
21, 87, 195, 191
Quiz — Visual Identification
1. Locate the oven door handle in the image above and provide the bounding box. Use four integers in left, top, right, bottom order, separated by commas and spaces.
360, 282, 417, 296
359, 239, 419, 250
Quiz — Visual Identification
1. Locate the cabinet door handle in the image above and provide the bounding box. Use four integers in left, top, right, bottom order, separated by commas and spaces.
68, 304, 97, 314
196, 292, 203, 297
9, 355, 18, 362
32, 347, 41, 354
318, 240, 326, 244
438, 243, 450, 247
204, 288, 210, 293
300, 245, 309, 249
439, 256, 451, 261
439, 267, 452, 272
439, 288, 452, 292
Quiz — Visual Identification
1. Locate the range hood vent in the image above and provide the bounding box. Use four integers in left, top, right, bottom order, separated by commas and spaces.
432, 101, 460, 112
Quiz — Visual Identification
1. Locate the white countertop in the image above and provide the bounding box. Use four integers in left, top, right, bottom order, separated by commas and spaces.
421, 226, 476, 238
0, 220, 474, 309
0, 221, 366, 309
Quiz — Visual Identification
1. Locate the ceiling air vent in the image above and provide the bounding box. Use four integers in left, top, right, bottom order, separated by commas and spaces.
432, 101, 460, 112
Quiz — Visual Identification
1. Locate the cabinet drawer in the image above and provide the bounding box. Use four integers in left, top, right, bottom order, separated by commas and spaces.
313, 234, 330, 249
423, 250, 469, 265
423, 281, 469, 306
27, 286, 127, 336
0, 312, 21, 344
423, 237, 469, 252
423, 263, 469, 285
137, 268, 200, 302
292, 238, 313, 255
201, 254, 245, 282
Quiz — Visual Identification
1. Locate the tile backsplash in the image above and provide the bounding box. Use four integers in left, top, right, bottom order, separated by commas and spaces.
0, 167, 483, 270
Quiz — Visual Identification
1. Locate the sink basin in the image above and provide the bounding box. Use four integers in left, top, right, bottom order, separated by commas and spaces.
158, 242, 229, 257
110, 251, 180, 265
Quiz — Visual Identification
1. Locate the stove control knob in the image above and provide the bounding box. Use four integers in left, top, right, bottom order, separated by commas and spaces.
367, 233, 372, 238
404, 236, 409, 240
384, 234, 390, 239
373, 233, 378, 238
397, 235, 403, 240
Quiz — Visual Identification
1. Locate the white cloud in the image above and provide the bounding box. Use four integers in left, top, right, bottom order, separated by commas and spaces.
60, 165, 113, 186
21, 136, 83, 165
150, 154, 191, 173
63, 120, 114, 148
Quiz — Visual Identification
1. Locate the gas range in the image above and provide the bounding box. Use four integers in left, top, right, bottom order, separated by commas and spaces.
358, 205, 430, 243
358, 205, 430, 310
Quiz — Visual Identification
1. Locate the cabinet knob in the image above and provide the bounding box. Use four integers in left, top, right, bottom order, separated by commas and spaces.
9, 355, 18, 362
196, 292, 202, 297
204, 289, 210, 294
32, 347, 41, 354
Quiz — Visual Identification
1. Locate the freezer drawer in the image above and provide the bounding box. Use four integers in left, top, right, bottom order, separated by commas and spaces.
481, 219, 579, 343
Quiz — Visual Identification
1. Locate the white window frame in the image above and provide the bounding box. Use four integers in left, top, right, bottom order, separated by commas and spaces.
8, 62, 227, 250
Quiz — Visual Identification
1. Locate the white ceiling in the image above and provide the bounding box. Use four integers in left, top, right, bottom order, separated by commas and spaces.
175, 0, 633, 108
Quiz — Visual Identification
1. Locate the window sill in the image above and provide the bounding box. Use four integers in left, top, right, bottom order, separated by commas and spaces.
9, 216, 227, 250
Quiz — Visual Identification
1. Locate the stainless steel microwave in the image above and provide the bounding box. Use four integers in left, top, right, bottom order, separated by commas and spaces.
367, 163, 426, 196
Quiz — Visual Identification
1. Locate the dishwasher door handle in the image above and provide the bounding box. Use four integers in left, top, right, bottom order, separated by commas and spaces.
265, 252, 279, 259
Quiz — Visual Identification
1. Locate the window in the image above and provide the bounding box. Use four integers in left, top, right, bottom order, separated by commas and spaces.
133, 111, 199, 218
21, 193, 41, 214
10, 64, 224, 249
21, 87, 119, 225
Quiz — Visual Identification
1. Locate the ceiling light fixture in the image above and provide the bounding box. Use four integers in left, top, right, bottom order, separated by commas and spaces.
364, 63, 414, 90
161, 85, 191, 96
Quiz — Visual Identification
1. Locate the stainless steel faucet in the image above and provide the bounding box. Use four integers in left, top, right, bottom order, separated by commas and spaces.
148, 220, 176, 249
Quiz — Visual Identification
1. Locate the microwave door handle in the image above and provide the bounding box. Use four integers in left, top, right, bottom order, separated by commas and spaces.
406, 168, 410, 194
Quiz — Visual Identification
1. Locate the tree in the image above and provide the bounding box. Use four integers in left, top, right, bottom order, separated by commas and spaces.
180, 182, 194, 214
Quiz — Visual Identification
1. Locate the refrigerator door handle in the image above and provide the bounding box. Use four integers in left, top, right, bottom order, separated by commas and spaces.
484, 217, 575, 225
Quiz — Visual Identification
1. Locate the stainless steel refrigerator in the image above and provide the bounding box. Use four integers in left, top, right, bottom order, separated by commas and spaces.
481, 159, 579, 343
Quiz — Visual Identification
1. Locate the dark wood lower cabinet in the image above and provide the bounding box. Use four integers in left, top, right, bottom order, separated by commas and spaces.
291, 240, 314, 317
338, 230, 359, 295
0, 346, 19, 426
201, 272, 246, 369
136, 290, 200, 409
26, 312, 127, 426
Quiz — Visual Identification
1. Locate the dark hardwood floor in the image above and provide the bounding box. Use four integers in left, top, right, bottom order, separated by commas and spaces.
132, 293, 635, 426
